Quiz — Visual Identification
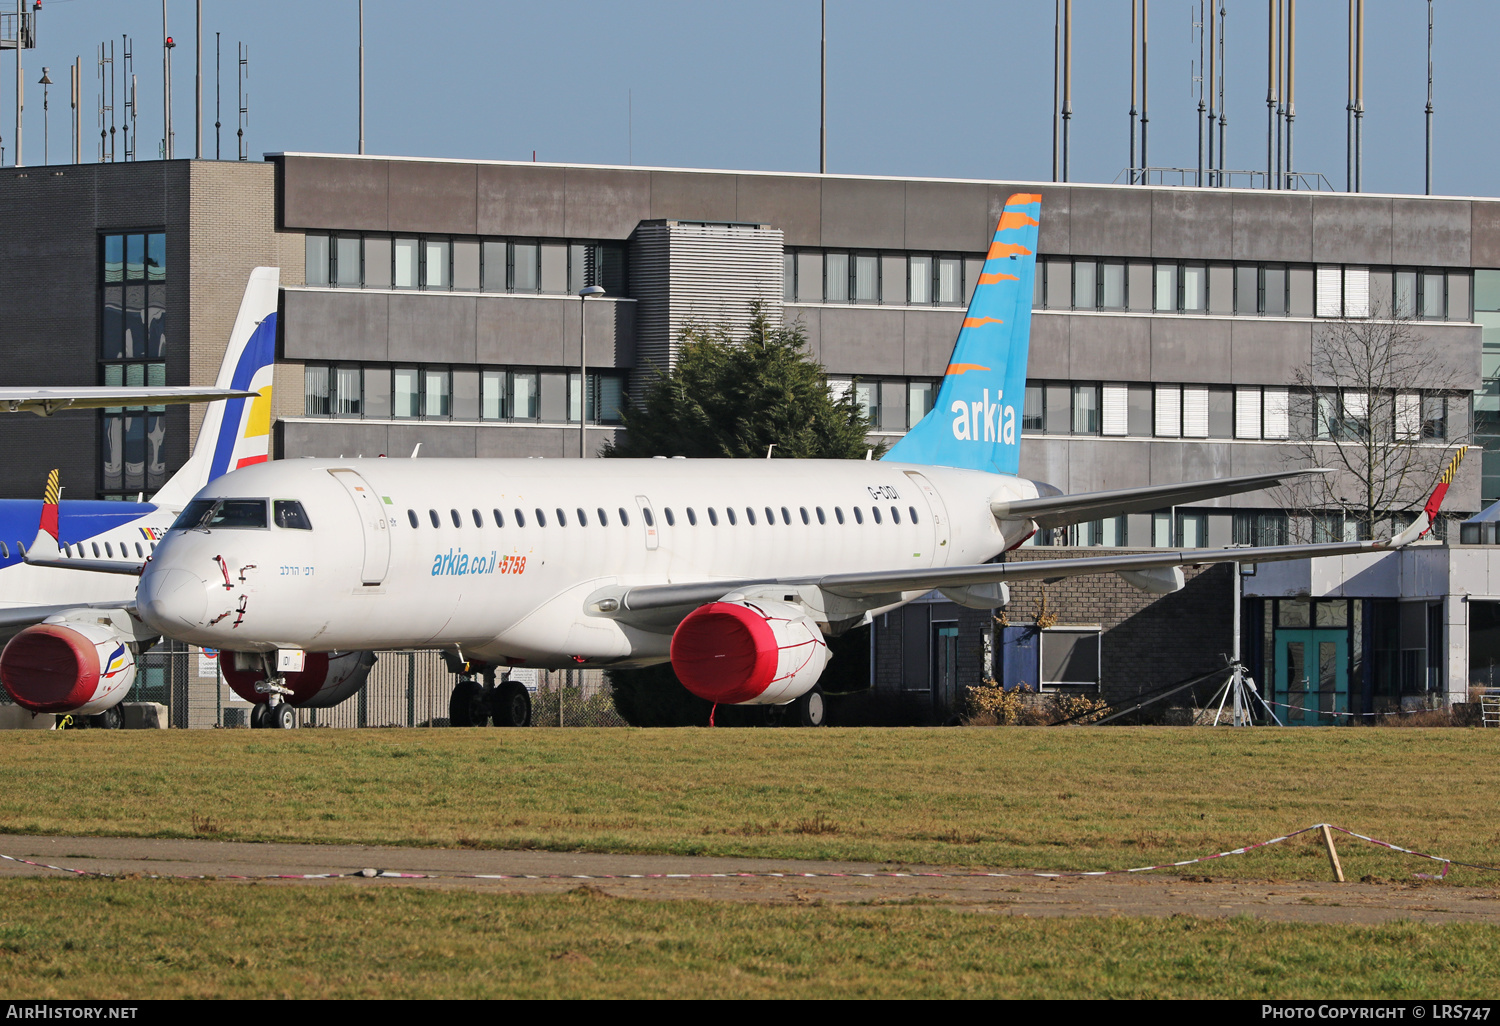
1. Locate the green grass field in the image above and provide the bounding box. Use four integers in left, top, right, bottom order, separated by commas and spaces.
0, 727, 1495, 877
2, 726, 1498, 999
1, 879, 1497, 999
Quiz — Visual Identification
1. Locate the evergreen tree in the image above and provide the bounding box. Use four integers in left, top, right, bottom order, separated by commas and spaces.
601, 305, 878, 460
604, 306, 878, 726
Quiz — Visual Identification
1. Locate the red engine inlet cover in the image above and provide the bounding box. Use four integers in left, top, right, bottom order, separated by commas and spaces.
670, 602, 780, 704
1, 625, 102, 713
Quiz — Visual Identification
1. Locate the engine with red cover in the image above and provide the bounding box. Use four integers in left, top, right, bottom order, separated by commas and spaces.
670, 599, 830, 706
222, 650, 376, 708
0, 622, 137, 716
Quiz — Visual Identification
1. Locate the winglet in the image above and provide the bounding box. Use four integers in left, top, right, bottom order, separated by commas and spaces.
1388, 445, 1470, 548
28, 469, 62, 561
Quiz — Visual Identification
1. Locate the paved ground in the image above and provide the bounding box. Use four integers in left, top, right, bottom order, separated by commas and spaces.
2, 834, 1498, 926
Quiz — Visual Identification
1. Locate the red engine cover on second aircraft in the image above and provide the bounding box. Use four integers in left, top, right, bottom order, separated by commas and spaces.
670, 600, 829, 706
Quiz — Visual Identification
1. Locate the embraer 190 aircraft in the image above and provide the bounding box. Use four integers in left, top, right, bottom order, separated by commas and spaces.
0, 269, 280, 726
105, 196, 1459, 729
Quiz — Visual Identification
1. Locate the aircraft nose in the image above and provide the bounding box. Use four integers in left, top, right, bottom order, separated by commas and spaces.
138, 568, 209, 633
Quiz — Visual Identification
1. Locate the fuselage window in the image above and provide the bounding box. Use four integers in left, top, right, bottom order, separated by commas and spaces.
472, 509, 483, 528
835, 507, 845, 524
493, 509, 505, 528
618, 508, 630, 527
62, 544, 71, 557
872, 507, 883, 524
686, 508, 697, 526
891, 506, 901, 524
726, 507, 737, 525
429, 509, 441, 528
535, 509, 547, 527
136, 543, 144, 557
799, 507, 810, 525
577, 508, 588, 527
556, 509, 568, 527
745, 507, 756, 525
641, 508, 653, 527
597, 508, 609, 527
816, 507, 826, 525
1, 542, 10, 558
664, 508, 675, 527
909, 506, 920, 524
450, 509, 462, 528
514, 509, 526, 528
105, 542, 114, 558
781, 507, 792, 525
149, 541, 156, 551
92, 542, 101, 557
708, 508, 719, 526
853, 507, 864, 524
407, 509, 420, 528
764, 506, 774, 525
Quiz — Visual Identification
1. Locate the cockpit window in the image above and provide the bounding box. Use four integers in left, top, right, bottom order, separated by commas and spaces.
171, 498, 268, 531
273, 500, 313, 530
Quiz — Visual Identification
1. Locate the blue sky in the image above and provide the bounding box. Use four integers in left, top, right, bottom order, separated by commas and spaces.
10, 1, 1494, 196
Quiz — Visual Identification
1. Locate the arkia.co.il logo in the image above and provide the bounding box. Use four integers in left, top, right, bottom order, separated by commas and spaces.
950, 388, 1015, 444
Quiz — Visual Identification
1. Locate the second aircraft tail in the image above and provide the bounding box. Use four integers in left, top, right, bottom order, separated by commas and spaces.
149, 267, 280, 510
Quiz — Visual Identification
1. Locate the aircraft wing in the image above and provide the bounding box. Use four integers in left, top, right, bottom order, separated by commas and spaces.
605, 534, 1411, 615
0, 386, 256, 417
608, 449, 1471, 619
990, 468, 1331, 531
0, 601, 139, 631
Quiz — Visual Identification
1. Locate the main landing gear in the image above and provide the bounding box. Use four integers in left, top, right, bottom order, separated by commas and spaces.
447, 668, 531, 727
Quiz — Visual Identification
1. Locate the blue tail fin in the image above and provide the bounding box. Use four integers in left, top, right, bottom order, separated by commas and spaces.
883, 193, 1040, 475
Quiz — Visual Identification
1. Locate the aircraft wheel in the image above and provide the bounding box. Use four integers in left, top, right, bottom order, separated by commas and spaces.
490, 680, 532, 727
89, 706, 124, 730
271, 702, 298, 729
250, 702, 271, 729
762, 704, 786, 728
789, 686, 826, 728
448, 678, 488, 727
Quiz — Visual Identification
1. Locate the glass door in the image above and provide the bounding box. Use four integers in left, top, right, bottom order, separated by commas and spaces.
1274, 629, 1348, 726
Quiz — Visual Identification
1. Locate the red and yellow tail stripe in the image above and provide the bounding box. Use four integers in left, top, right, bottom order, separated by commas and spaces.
39, 468, 59, 541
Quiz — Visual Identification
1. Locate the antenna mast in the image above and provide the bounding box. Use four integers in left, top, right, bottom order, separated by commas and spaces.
236, 42, 247, 161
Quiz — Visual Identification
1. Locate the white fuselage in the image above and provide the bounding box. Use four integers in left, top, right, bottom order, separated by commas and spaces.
138, 458, 1040, 668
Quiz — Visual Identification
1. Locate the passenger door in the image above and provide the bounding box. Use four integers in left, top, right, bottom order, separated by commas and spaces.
329, 468, 391, 585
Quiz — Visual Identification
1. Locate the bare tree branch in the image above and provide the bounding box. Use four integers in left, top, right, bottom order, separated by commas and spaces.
1278, 305, 1468, 541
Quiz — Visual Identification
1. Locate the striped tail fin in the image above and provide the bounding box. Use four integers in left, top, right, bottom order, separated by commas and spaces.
149, 267, 280, 510
883, 193, 1041, 475
39, 468, 59, 541
1421, 445, 1470, 533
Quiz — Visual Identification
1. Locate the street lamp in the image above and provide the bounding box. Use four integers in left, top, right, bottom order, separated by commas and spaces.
577, 284, 605, 457
37, 67, 49, 165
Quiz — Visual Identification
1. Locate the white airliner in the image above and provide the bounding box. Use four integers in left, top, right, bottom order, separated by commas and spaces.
0, 269, 280, 727
88, 196, 1462, 729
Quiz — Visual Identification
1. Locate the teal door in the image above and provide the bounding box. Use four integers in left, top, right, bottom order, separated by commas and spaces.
1274, 629, 1348, 726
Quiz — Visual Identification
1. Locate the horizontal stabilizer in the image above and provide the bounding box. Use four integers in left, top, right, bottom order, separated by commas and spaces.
991, 468, 1331, 530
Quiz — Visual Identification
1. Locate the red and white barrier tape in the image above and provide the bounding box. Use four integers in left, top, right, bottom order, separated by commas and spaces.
0, 823, 1494, 883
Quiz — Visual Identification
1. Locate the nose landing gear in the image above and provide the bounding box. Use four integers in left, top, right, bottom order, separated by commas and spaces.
250, 673, 297, 729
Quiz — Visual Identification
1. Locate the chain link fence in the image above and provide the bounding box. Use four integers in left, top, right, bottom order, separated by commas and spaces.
2, 642, 629, 728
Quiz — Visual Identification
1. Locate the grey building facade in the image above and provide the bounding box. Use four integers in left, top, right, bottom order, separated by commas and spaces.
0, 152, 1490, 721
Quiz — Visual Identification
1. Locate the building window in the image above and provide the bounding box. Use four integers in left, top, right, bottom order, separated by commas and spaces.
302, 363, 625, 424
100, 231, 168, 499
